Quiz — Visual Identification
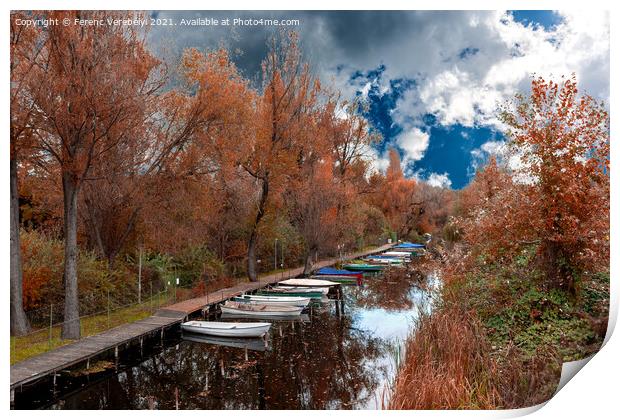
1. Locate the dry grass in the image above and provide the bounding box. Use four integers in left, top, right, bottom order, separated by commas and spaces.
389, 306, 561, 409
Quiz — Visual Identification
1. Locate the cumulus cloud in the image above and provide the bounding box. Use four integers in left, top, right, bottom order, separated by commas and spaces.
391, 10, 609, 129
396, 128, 430, 166
426, 172, 453, 188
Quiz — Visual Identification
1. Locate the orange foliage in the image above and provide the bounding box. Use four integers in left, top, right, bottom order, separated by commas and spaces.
457, 76, 609, 292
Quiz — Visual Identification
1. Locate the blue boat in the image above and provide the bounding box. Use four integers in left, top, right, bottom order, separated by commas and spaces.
315, 267, 363, 277
393, 242, 425, 249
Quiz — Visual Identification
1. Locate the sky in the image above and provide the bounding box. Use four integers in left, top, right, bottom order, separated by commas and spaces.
148, 10, 609, 189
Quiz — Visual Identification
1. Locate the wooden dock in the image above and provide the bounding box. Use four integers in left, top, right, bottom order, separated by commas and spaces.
10, 244, 392, 392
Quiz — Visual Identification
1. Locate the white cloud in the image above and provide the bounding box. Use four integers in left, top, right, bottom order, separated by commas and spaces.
363, 145, 390, 175
426, 172, 452, 189
396, 128, 430, 165
481, 140, 506, 155
344, 10, 609, 130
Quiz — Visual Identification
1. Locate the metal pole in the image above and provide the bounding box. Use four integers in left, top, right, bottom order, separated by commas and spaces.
49, 303, 53, 349
274, 239, 278, 271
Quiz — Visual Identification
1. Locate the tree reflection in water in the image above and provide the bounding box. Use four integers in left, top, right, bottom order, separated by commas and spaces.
49, 272, 430, 410
354, 266, 429, 311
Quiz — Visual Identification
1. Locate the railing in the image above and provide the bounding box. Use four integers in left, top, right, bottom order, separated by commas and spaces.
10, 287, 177, 365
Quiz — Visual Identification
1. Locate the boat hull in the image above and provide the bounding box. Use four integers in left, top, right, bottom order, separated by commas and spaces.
343, 264, 384, 272
181, 321, 271, 338
232, 295, 311, 307
310, 275, 360, 283
257, 290, 324, 299
221, 305, 303, 317
278, 279, 338, 287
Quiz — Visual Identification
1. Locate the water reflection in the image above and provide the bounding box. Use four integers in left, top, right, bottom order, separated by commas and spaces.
42, 267, 432, 410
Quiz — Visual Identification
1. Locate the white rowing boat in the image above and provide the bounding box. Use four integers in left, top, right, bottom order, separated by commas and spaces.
233, 294, 311, 307
180, 320, 271, 338
220, 301, 303, 316
278, 278, 338, 287
272, 286, 330, 295
221, 312, 311, 323
382, 251, 413, 257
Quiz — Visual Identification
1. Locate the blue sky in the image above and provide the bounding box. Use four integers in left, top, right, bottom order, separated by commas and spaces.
149, 10, 610, 189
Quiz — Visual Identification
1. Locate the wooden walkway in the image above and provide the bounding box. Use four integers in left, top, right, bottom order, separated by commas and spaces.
10, 244, 392, 391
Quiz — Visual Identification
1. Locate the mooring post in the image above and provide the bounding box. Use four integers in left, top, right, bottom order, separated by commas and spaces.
86, 358, 90, 370
114, 346, 119, 370
140, 337, 144, 357
160, 328, 164, 346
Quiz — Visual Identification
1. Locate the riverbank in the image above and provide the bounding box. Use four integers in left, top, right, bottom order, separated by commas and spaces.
388, 244, 609, 409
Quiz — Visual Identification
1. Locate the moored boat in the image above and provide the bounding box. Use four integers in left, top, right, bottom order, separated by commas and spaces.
382, 251, 413, 257
343, 263, 385, 272
220, 312, 311, 322
180, 320, 271, 338
256, 289, 325, 299
273, 285, 330, 295
232, 294, 311, 307
310, 275, 360, 283
278, 278, 338, 287
220, 301, 303, 316
314, 267, 363, 279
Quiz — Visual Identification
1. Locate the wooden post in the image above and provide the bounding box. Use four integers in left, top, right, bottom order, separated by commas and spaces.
107, 291, 111, 329
138, 247, 143, 304
48, 304, 53, 349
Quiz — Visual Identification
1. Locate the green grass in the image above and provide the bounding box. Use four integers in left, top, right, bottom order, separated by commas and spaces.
10, 293, 174, 365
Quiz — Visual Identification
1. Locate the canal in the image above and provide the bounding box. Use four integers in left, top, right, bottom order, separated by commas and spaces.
15, 268, 435, 410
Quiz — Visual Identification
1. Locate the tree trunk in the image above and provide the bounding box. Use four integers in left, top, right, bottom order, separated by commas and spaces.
302, 246, 317, 276
10, 157, 30, 336
247, 177, 269, 282
61, 170, 81, 339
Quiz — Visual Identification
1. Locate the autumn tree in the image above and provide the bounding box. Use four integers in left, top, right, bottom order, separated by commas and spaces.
80, 47, 254, 270
374, 149, 421, 239
10, 11, 43, 335
240, 31, 319, 281
24, 11, 163, 338
499, 76, 609, 293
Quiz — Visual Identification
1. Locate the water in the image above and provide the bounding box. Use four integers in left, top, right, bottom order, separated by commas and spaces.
16, 270, 434, 410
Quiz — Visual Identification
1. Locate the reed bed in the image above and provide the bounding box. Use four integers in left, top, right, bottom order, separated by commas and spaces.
388, 306, 561, 409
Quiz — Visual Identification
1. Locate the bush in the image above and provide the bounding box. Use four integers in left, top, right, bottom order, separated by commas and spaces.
21, 229, 138, 325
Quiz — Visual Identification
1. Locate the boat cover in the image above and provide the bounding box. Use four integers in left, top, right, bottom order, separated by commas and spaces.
316, 267, 363, 275
394, 242, 425, 248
